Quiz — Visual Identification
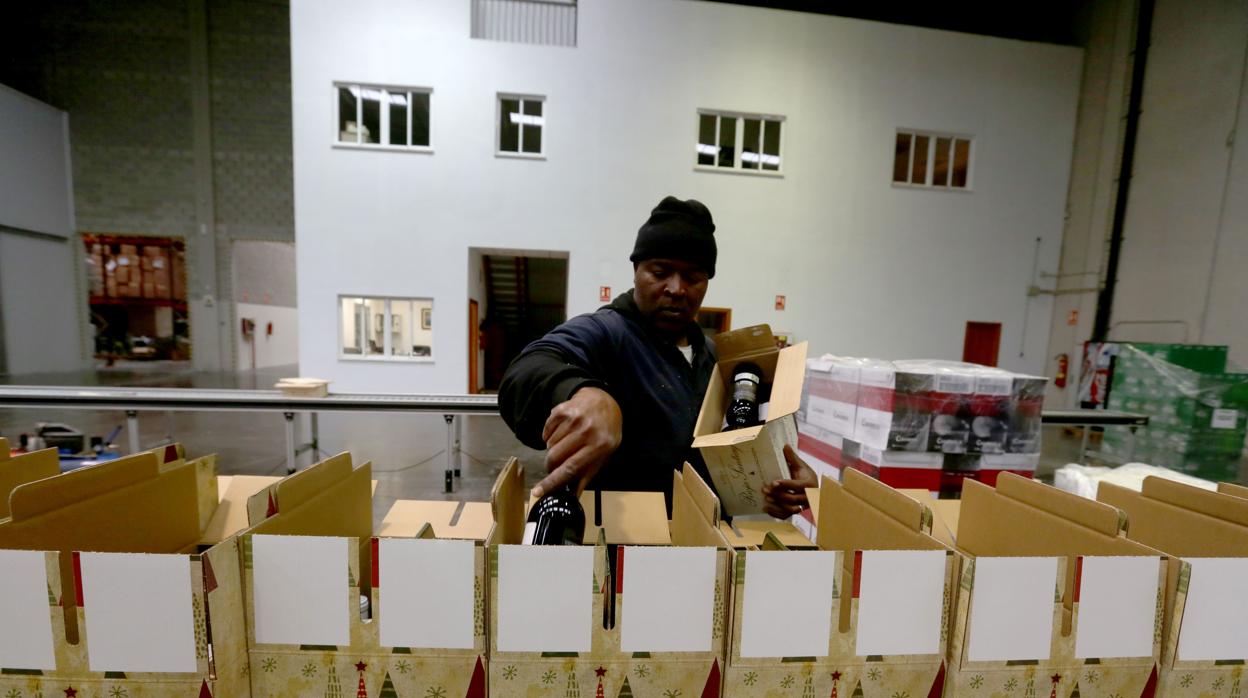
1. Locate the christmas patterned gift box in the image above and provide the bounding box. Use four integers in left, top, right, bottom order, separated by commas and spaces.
723, 468, 958, 698
946, 474, 1170, 698
487, 459, 732, 698
0, 449, 250, 698
1099, 477, 1248, 696
239, 452, 489, 698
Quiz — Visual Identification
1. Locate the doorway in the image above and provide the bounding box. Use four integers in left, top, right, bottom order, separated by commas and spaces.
468, 248, 569, 393
83, 234, 190, 364
962, 321, 1002, 367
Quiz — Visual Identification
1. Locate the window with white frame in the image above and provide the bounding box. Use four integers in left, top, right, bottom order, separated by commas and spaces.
893, 131, 972, 189
497, 94, 545, 156
336, 84, 431, 149
339, 296, 434, 360
696, 110, 784, 173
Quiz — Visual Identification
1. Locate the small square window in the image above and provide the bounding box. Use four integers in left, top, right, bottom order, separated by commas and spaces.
893, 130, 973, 190
696, 110, 784, 175
499, 95, 545, 157
340, 296, 434, 361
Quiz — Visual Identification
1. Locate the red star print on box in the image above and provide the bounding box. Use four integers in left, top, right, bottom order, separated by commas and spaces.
63, 689, 78, 698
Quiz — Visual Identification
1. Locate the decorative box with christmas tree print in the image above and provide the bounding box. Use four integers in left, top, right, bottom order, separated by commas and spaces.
1099, 477, 1248, 696
0, 448, 251, 698
944, 474, 1170, 697
723, 469, 957, 698
487, 459, 733, 698
238, 452, 489, 698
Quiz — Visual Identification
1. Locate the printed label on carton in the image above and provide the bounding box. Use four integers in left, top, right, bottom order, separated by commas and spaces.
1211, 408, 1238, 429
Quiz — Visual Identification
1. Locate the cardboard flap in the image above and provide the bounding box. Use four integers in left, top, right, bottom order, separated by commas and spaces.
487, 457, 525, 545
766, 341, 809, 419
1098, 481, 1248, 557
582, 490, 671, 545
1218, 481, 1248, 499
844, 468, 929, 533
714, 324, 778, 360
997, 471, 1124, 537
247, 456, 372, 542
0, 450, 201, 555
671, 471, 731, 548
202, 474, 281, 545
0, 447, 60, 519
9, 451, 159, 521
959, 478, 1153, 557
679, 463, 720, 526
1141, 476, 1248, 528
816, 473, 945, 553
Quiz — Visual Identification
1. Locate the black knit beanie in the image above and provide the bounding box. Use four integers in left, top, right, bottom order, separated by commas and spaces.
630, 196, 717, 278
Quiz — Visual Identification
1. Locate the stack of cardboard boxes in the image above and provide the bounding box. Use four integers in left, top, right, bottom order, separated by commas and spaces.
797, 355, 1047, 496
84, 237, 187, 303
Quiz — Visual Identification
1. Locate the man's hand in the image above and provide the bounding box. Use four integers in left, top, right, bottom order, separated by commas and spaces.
761, 445, 819, 519
534, 387, 623, 499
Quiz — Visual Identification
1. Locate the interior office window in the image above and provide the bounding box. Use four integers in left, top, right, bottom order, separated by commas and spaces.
696, 110, 784, 174
893, 130, 972, 189
339, 296, 434, 360
336, 83, 431, 149
498, 95, 545, 156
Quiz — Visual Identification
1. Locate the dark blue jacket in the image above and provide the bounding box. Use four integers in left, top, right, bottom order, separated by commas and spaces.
498, 291, 717, 496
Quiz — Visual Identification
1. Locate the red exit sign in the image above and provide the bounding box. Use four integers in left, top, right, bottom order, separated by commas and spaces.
599, 286, 612, 302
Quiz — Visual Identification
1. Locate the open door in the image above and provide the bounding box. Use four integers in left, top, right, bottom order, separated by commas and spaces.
468, 299, 480, 393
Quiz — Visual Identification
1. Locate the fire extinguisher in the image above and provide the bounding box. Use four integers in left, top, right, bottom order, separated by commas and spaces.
1054, 353, 1069, 389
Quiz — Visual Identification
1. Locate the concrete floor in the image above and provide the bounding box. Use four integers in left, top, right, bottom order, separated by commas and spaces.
2, 363, 1243, 532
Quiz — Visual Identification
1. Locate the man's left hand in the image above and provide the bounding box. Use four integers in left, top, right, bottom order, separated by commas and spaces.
761, 445, 818, 519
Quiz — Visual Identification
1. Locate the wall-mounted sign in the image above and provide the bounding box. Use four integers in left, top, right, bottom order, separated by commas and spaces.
599, 286, 612, 302
775, 295, 786, 311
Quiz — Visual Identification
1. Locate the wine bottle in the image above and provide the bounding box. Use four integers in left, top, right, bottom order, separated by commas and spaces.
522, 485, 586, 545
722, 362, 763, 431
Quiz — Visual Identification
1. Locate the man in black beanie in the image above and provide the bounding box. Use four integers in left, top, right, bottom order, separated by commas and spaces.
499, 196, 814, 517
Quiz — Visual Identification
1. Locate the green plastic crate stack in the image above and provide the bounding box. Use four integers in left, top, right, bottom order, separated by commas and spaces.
1101, 343, 1247, 481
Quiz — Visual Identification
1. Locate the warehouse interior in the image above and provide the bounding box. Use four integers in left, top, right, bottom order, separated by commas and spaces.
0, 0, 1247, 695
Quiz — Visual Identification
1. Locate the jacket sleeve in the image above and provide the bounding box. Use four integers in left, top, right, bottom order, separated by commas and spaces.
498, 314, 614, 450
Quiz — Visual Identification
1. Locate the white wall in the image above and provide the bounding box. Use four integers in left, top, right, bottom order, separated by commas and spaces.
1045, 0, 1248, 405
0, 85, 85, 375
292, 0, 1082, 393
1112, 0, 1248, 361
235, 302, 299, 370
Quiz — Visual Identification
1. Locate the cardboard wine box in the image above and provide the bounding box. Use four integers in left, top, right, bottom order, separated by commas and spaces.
1098, 477, 1248, 695
238, 452, 490, 698
723, 469, 957, 697
944, 474, 1168, 697
0, 448, 251, 698
693, 324, 809, 516
487, 459, 732, 698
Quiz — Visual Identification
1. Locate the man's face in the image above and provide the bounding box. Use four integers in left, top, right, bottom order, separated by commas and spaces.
633, 258, 709, 335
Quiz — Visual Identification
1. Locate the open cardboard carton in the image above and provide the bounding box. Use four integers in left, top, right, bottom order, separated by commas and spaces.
0, 446, 250, 697
1098, 476, 1248, 695
694, 324, 809, 516
723, 468, 956, 697
717, 518, 814, 550
487, 459, 732, 698
238, 451, 488, 698
946, 473, 1169, 697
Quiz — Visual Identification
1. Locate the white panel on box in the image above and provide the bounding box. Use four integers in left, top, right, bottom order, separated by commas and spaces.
620, 546, 716, 652
378, 538, 475, 649
79, 552, 198, 673
0, 550, 57, 670
967, 557, 1058, 662
251, 535, 350, 646
1075, 556, 1161, 659
1177, 558, 1248, 661
496, 545, 593, 652
739, 550, 838, 658
855, 549, 946, 656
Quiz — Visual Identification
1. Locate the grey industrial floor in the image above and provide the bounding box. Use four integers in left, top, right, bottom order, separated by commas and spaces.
2, 362, 1244, 532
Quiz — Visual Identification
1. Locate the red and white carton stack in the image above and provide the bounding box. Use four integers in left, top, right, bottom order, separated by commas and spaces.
797, 355, 1048, 496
